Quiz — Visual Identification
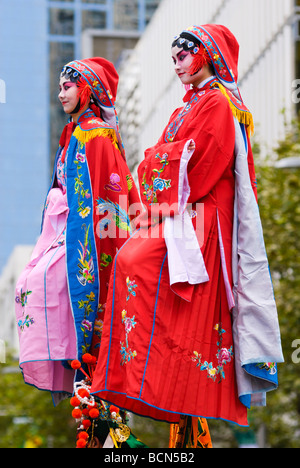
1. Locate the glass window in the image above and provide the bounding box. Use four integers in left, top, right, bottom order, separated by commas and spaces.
82, 0, 106, 3
49, 41, 75, 166
145, 0, 160, 25
49, 8, 74, 36
49, 0, 74, 2
114, 0, 139, 31
82, 10, 107, 29
93, 35, 139, 65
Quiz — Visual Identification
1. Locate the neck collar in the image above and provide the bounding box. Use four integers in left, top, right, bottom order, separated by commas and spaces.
77, 108, 97, 125
197, 75, 217, 89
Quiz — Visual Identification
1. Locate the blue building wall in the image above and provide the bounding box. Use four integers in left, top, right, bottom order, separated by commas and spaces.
0, 0, 161, 273
0, 0, 49, 272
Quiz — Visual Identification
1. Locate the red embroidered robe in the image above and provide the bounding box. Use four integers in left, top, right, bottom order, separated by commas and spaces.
91, 82, 249, 426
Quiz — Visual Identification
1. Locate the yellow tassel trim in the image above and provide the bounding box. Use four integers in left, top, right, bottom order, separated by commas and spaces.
73, 126, 120, 152
212, 82, 254, 137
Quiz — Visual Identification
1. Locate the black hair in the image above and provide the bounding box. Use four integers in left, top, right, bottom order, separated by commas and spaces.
60, 66, 81, 83
172, 32, 215, 75
172, 32, 201, 51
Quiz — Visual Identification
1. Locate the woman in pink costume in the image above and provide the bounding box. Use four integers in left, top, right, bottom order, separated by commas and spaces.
15, 57, 140, 403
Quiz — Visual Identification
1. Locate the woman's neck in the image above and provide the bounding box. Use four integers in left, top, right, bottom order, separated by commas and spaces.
70, 102, 90, 124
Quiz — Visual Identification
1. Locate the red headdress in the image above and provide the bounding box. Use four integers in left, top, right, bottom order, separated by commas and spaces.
63, 57, 125, 157
181, 25, 254, 135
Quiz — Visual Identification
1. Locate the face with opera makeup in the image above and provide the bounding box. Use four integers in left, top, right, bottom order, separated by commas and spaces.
58, 77, 80, 115
171, 45, 213, 88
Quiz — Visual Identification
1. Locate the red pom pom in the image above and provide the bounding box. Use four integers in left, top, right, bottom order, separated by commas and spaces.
78, 431, 89, 440
71, 360, 81, 370
89, 408, 100, 419
82, 419, 92, 429
70, 397, 81, 407
110, 405, 119, 414
72, 408, 82, 419
82, 353, 93, 364
76, 438, 87, 448
78, 388, 90, 399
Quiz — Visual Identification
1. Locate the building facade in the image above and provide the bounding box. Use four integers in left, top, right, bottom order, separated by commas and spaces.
0, 0, 161, 350
117, 0, 297, 174
0, 0, 49, 273
0, 0, 161, 274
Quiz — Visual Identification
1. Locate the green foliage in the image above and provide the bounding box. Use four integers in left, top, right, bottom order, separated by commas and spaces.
0, 352, 75, 448
252, 117, 300, 448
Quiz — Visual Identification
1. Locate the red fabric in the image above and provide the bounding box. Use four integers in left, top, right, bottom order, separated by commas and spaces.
60, 122, 76, 164
201, 24, 239, 81
91, 86, 249, 426
87, 137, 142, 357
79, 57, 119, 104
76, 78, 92, 113
74, 114, 142, 356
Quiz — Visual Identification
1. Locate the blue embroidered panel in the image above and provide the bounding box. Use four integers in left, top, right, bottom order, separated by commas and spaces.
66, 135, 99, 361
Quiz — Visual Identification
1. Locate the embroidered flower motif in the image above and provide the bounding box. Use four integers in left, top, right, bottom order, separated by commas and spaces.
256, 362, 277, 375
16, 290, 34, 332
191, 324, 233, 382
82, 319, 93, 332
126, 277, 137, 301
76, 152, 86, 163
142, 153, 171, 203
105, 173, 122, 192
18, 315, 35, 332
94, 318, 103, 336
120, 310, 137, 366
78, 292, 96, 355
153, 177, 171, 192
77, 225, 95, 286
15, 289, 32, 308
217, 347, 233, 366
79, 207, 91, 219
74, 155, 92, 219
120, 277, 139, 365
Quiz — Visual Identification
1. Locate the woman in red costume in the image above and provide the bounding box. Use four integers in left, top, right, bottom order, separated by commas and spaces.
91, 25, 283, 429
